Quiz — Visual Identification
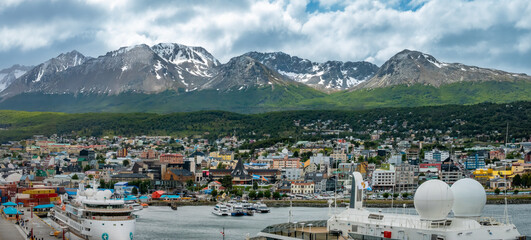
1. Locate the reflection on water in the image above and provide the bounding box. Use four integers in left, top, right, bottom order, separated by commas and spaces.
134, 204, 531, 240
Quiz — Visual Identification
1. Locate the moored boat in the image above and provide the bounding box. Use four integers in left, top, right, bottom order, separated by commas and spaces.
212, 204, 230, 216
48, 182, 136, 240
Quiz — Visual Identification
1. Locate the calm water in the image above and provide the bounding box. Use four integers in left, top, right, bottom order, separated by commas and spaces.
134, 204, 531, 240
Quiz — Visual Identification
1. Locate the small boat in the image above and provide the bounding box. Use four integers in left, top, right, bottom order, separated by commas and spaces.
141, 203, 148, 208
230, 204, 245, 216
212, 204, 230, 216
226, 201, 245, 216
254, 202, 270, 213
244, 209, 254, 216
129, 203, 144, 212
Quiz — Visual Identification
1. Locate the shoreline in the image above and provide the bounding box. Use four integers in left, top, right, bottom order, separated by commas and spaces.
147, 195, 531, 208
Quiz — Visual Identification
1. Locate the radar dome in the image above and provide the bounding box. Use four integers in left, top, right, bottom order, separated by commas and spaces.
95, 191, 105, 200
451, 178, 486, 217
414, 180, 454, 220
103, 190, 112, 199
84, 189, 94, 197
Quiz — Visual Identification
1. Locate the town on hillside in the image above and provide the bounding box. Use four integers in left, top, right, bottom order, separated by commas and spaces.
1, 131, 531, 211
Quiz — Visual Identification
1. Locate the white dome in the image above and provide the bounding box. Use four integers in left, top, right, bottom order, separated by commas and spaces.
95, 191, 105, 200
103, 190, 112, 199
451, 178, 486, 217
84, 189, 94, 197
414, 180, 454, 220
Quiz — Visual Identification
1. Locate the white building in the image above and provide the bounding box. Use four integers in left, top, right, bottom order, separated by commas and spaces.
282, 168, 303, 180
371, 165, 395, 190
424, 149, 449, 162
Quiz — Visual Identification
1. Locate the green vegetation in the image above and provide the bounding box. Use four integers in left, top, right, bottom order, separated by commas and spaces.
0, 101, 530, 143
1, 81, 530, 114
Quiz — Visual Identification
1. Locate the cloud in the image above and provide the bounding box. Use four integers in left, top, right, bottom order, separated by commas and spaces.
0, 0, 530, 74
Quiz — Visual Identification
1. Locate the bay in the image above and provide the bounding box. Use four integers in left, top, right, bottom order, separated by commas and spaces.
134, 204, 531, 240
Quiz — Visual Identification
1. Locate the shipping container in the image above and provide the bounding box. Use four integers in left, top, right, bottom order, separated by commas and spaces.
15, 193, 30, 199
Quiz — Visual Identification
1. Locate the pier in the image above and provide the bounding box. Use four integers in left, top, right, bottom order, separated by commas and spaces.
14, 209, 61, 240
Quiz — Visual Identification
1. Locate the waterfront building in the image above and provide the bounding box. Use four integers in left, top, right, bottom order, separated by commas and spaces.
291, 182, 315, 195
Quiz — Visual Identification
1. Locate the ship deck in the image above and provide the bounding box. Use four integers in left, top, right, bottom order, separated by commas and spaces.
251, 220, 347, 240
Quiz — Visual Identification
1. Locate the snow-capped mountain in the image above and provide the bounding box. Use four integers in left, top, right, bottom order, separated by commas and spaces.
356, 49, 531, 89
0, 64, 33, 92
1, 44, 223, 97
202, 56, 292, 91
243, 52, 378, 90
151, 43, 220, 78
1, 51, 90, 97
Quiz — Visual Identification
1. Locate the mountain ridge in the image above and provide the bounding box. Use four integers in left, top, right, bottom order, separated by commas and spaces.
356, 49, 531, 89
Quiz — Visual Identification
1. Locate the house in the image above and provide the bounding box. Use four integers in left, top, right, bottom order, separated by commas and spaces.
291, 182, 315, 195
160, 154, 184, 164
208, 181, 224, 191
272, 157, 301, 170
163, 168, 194, 182
276, 180, 291, 194
208, 159, 280, 184
490, 178, 511, 190
303, 161, 318, 175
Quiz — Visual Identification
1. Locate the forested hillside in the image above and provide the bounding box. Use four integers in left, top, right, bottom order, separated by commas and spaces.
1, 102, 530, 143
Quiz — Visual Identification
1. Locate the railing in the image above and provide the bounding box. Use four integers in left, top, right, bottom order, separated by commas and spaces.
86, 215, 135, 221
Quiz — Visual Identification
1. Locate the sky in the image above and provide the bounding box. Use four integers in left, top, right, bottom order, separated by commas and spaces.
0, 0, 530, 74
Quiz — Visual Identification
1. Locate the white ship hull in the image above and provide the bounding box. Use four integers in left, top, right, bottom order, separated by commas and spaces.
51, 209, 136, 240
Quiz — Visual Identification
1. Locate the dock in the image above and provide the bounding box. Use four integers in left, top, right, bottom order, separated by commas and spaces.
15, 209, 62, 240
0, 216, 24, 240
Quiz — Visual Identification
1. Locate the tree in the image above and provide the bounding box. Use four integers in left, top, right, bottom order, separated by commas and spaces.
249, 190, 257, 199
211, 189, 218, 198
83, 165, 91, 172
273, 191, 281, 199
512, 174, 522, 187
402, 192, 409, 198
393, 193, 399, 199
514, 190, 519, 195
293, 151, 299, 157
264, 190, 271, 199
131, 187, 138, 195
382, 192, 390, 199
123, 159, 130, 167
494, 188, 501, 195
221, 175, 233, 190
186, 179, 194, 188
253, 181, 258, 190
88, 175, 94, 180
100, 179, 106, 188
257, 191, 264, 198
71, 174, 79, 180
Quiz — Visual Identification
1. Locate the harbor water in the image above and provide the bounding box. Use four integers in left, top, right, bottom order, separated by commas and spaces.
134, 204, 531, 240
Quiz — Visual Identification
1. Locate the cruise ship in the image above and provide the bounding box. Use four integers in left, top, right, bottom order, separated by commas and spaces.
254, 172, 526, 240
49, 182, 136, 240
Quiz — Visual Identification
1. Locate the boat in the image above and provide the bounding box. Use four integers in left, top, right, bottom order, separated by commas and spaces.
226, 201, 245, 216
128, 203, 143, 212
48, 182, 136, 240
254, 202, 270, 213
212, 204, 230, 216
141, 203, 148, 208
253, 172, 525, 240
